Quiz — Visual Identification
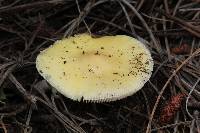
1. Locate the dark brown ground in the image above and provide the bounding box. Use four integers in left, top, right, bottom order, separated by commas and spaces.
0, 0, 200, 133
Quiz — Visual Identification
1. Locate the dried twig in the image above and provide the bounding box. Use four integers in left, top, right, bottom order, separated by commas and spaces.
146, 48, 200, 133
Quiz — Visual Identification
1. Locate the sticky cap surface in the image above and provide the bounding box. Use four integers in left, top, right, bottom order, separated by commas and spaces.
36, 34, 153, 102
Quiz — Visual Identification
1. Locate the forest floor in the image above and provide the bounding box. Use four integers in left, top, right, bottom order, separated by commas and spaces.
0, 0, 200, 133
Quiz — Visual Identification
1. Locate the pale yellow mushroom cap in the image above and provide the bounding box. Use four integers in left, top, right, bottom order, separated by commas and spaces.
36, 34, 153, 102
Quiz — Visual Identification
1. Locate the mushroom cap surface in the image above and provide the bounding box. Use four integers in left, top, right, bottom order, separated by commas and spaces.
36, 34, 153, 102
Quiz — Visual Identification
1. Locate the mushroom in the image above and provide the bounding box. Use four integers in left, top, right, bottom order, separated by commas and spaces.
36, 34, 153, 102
